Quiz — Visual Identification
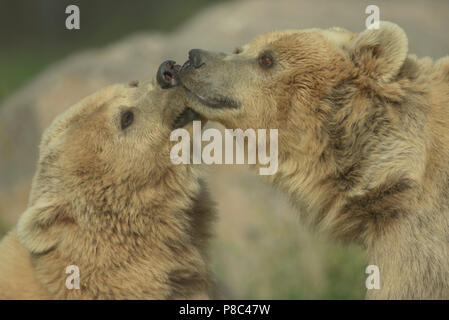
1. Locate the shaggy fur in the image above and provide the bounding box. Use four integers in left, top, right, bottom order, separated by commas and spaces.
0, 81, 216, 299
179, 22, 449, 299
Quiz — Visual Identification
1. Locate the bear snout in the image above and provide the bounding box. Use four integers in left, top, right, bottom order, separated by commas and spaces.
188, 49, 206, 69
157, 60, 181, 89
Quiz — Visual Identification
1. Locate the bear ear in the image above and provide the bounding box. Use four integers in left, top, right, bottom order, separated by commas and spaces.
17, 198, 70, 254
349, 21, 408, 82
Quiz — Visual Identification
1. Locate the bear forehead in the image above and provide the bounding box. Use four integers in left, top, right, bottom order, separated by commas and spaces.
41, 84, 141, 147
242, 28, 354, 57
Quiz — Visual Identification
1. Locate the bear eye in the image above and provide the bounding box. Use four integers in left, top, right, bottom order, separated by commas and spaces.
120, 110, 134, 130
258, 52, 274, 68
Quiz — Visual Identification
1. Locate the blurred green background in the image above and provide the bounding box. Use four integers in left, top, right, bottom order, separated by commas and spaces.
0, 0, 227, 103
4, 0, 446, 300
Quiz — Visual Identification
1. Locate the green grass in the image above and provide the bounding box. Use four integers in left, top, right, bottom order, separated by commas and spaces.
0, 211, 7, 238
211, 236, 366, 299
321, 243, 366, 299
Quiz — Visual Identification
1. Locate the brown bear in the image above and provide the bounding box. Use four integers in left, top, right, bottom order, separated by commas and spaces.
168, 21, 449, 299
0, 78, 216, 299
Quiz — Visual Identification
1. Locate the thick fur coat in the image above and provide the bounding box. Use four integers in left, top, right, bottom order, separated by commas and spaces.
178, 22, 449, 299
0, 80, 216, 299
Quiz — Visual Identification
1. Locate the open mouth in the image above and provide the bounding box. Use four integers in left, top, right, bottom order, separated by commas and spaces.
172, 107, 202, 129
180, 59, 193, 71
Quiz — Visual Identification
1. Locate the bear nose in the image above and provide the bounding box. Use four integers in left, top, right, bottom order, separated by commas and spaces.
157, 60, 180, 89
188, 49, 205, 69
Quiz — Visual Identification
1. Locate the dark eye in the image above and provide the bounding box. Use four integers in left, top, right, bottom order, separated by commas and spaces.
258, 52, 274, 68
121, 110, 134, 130
233, 47, 242, 54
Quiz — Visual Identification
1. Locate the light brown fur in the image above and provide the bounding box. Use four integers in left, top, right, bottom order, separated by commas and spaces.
0, 80, 216, 299
179, 22, 449, 299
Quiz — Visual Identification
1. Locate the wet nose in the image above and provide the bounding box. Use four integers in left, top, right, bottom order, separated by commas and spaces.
188, 49, 205, 69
